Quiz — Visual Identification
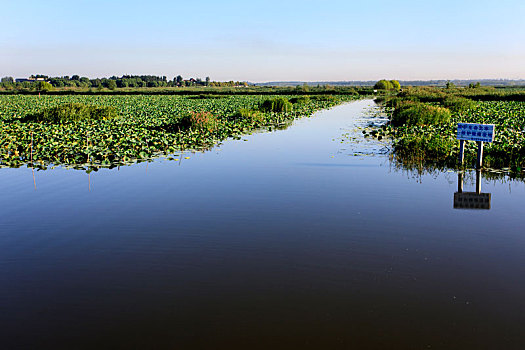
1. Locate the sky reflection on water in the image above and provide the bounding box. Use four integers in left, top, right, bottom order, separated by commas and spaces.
1, 100, 524, 349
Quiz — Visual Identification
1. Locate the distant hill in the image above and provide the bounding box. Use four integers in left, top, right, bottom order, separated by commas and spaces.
253, 79, 525, 87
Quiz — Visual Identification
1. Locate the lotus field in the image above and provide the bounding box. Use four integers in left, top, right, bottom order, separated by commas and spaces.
0, 95, 356, 170
373, 89, 525, 173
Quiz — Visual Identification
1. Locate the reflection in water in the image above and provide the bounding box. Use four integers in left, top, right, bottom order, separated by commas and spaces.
2, 100, 525, 349
454, 170, 491, 210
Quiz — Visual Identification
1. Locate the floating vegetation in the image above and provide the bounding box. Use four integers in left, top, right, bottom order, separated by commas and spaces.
0, 94, 359, 171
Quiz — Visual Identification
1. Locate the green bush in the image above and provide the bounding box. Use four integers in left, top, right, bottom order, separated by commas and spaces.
391, 102, 451, 126
260, 97, 293, 113
374, 80, 400, 90
36, 81, 54, 92
390, 80, 401, 90
230, 108, 265, 123
26, 103, 117, 123
374, 80, 393, 90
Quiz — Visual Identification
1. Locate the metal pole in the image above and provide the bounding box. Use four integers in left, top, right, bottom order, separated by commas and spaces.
476, 141, 484, 169
459, 140, 465, 165
476, 170, 481, 194
458, 172, 463, 193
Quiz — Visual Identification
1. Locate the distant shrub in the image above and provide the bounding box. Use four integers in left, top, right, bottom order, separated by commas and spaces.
178, 111, 217, 131
289, 96, 311, 104
107, 80, 117, 90
374, 80, 393, 90
230, 108, 265, 123
390, 80, 401, 90
260, 97, 293, 113
391, 102, 451, 126
442, 96, 476, 113
373, 80, 392, 90
26, 103, 117, 123
374, 79, 400, 90
36, 81, 54, 92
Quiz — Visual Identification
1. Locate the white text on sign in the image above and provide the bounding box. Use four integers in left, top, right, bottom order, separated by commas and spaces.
457, 123, 495, 143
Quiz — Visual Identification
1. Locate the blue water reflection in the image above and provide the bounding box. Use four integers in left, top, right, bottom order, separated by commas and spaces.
1, 100, 524, 349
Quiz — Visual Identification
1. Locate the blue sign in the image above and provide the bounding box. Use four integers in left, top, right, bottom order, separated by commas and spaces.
457, 123, 495, 142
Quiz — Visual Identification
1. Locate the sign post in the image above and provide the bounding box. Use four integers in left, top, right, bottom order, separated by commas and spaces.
454, 170, 491, 210
457, 123, 495, 169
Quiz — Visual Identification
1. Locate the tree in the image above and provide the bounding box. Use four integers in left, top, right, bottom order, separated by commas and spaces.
374, 80, 394, 90
302, 82, 310, 92
445, 81, 456, 89
1, 77, 14, 83
176, 75, 183, 85
390, 80, 401, 90
107, 80, 117, 90
205, 77, 210, 86
36, 81, 54, 91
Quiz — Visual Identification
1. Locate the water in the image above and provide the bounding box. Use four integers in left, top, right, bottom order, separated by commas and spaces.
1, 100, 524, 349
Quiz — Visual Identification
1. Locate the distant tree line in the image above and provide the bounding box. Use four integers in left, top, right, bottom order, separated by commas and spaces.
0, 74, 249, 91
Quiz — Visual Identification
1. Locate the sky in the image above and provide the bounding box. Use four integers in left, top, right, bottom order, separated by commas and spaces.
2, 0, 525, 82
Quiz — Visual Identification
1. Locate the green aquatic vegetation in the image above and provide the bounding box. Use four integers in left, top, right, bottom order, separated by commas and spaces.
391, 102, 451, 127
260, 97, 293, 113
289, 96, 311, 104
374, 86, 525, 174
442, 96, 476, 113
0, 94, 358, 170
24, 103, 118, 123
385, 101, 525, 171
230, 108, 265, 123
311, 94, 338, 102
178, 111, 218, 131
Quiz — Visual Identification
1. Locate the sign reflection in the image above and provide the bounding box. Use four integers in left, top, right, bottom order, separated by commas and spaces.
454, 170, 491, 210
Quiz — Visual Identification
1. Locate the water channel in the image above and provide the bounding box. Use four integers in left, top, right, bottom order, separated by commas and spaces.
1, 100, 524, 349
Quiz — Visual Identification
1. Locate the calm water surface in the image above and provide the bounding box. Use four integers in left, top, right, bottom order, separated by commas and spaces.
1, 100, 524, 349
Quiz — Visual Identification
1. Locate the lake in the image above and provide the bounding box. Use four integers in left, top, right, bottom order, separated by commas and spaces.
1, 100, 524, 349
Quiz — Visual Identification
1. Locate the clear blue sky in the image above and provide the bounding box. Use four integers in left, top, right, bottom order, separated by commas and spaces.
2, 0, 524, 81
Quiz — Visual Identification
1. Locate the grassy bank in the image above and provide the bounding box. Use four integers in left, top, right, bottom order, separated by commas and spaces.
374, 87, 525, 175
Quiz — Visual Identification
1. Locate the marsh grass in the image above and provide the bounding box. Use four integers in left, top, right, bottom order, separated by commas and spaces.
260, 97, 293, 113
391, 102, 451, 126
230, 108, 265, 123
289, 96, 311, 104
178, 111, 218, 131
25, 103, 117, 123
442, 96, 476, 113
